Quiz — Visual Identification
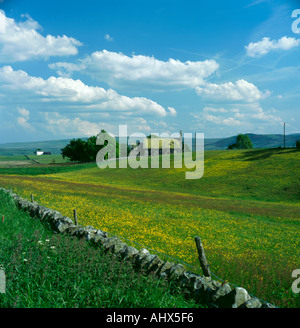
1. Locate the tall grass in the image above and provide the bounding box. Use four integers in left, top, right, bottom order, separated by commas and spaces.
0, 190, 198, 308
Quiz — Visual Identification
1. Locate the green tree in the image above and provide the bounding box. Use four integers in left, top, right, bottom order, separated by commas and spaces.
236, 134, 253, 149
296, 140, 300, 150
228, 134, 253, 150
61, 138, 88, 162
61, 131, 119, 162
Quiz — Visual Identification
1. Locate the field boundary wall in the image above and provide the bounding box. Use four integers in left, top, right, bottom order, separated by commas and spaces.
0, 187, 276, 308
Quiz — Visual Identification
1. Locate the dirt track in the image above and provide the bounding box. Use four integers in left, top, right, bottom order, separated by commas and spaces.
0, 161, 32, 167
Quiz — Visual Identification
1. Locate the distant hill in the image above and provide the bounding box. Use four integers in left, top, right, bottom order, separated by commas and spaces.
0, 133, 299, 156
0, 139, 74, 156
204, 133, 300, 150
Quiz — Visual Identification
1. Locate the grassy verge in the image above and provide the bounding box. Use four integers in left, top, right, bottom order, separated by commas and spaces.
0, 162, 94, 176
0, 190, 199, 308
28, 154, 69, 165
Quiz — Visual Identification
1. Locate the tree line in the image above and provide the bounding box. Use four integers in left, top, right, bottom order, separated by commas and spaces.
61, 131, 121, 162
61, 132, 299, 163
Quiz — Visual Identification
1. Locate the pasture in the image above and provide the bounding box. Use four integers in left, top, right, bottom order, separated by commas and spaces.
0, 148, 299, 307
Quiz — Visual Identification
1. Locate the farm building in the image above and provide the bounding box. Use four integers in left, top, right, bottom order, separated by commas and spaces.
130, 132, 183, 156
34, 150, 52, 155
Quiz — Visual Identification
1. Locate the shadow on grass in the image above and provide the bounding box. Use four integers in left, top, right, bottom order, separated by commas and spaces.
239, 148, 299, 161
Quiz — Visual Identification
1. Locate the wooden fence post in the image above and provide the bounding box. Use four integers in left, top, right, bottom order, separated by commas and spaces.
73, 209, 78, 226
1, 215, 4, 223
195, 236, 211, 278
31, 194, 34, 202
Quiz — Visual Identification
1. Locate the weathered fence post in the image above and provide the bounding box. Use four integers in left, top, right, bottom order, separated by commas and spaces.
73, 209, 78, 226
31, 194, 34, 202
195, 236, 211, 278
1, 215, 4, 223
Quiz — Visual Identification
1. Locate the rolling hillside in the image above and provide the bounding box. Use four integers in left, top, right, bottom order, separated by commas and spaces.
0, 139, 79, 156
0, 148, 299, 307
204, 133, 300, 150
0, 133, 299, 156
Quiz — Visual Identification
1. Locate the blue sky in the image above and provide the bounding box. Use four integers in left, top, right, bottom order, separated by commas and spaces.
0, 0, 300, 142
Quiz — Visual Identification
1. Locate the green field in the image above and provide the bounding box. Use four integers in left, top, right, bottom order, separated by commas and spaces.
0, 190, 197, 308
0, 154, 68, 167
0, 148, 299, 307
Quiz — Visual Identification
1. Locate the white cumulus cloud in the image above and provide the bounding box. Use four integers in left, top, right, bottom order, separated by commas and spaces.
0, 66, 171, 117
202, 113, 242, 126
203, 107, 228, 113
167, 107, 177, 116
45, 114, 105, 137
49, 50, 219, 89
0, 10, 82, 62
245, 36, 300, 57
195, 79, 269, 103
104, 34, 113, 42
17, 107, 31, 128
191, 102, 282, 131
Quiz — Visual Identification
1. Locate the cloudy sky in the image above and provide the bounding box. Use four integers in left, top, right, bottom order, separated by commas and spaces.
0, 0, 299, 143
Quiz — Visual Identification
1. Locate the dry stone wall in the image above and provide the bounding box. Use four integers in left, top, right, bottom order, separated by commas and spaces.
0, 187, 275, 308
